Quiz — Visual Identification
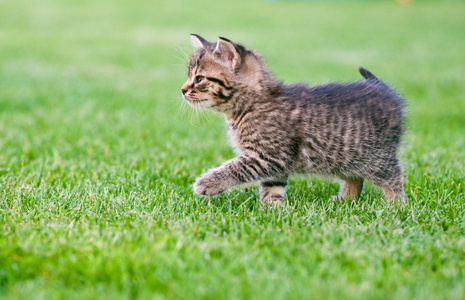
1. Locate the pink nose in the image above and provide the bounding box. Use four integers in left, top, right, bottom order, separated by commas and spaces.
181, 88, 188, 95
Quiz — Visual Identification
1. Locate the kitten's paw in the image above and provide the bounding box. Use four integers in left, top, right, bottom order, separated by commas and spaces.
193, 173, 225, 196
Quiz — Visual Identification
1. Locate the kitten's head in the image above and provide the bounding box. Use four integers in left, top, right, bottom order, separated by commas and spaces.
181, 34, 270, 115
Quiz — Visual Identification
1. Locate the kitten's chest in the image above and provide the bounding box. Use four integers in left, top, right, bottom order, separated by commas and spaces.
227, 123, 244, 154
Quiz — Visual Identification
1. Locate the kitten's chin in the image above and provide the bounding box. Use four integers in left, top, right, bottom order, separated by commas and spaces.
184, 97, 214, 109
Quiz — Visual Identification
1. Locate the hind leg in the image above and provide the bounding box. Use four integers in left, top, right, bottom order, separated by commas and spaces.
383, 187, 405, 202
337, 178, 364, 200
371, 164, 405, 203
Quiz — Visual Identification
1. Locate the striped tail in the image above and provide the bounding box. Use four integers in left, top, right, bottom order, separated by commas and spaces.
359, 67, 381, 83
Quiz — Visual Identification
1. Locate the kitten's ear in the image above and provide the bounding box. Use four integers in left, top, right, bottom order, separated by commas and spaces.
190, 34, 210, 49
213, 37, 241, 70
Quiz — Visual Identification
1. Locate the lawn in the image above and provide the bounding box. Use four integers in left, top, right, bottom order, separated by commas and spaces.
1, 0, 464, 299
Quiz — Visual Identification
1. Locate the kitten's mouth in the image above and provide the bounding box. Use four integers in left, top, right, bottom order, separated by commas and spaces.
187, 98, 207, 103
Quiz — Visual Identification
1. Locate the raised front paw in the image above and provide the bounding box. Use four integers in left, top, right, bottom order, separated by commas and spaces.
193, 172, 226, 196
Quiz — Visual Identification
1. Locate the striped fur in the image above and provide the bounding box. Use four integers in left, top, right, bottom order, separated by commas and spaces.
182, 35, 406, 206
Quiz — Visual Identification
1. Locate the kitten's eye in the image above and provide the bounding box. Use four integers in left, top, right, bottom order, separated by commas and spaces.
194, 76, 205, 84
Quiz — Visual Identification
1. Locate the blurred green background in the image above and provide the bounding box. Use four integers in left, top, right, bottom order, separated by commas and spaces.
0, 0, 464, 299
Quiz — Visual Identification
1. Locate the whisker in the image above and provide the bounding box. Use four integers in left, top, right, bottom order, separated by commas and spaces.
171, 45, 191, 65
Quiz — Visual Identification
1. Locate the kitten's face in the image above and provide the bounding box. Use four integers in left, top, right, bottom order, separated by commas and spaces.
181, 51, 232, 110
182, 35, 243, 113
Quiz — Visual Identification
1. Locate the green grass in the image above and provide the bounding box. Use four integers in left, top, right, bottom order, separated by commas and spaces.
1, 0, 465, 299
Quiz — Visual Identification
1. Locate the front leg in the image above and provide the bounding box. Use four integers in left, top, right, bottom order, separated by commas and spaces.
259, 176, 288, 209
193, 154, 287, 196
193, 166, 233, 196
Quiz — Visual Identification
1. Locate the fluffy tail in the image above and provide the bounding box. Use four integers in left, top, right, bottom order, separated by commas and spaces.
359, 67, 381, 82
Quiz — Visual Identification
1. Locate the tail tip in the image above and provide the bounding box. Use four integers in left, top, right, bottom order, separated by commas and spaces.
359, 66, 378, 81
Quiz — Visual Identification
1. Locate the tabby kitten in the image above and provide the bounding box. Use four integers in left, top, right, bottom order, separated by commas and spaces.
182, 34, 405, 207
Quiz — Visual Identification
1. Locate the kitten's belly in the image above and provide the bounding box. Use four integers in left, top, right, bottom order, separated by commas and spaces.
295, 142, 361, 177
